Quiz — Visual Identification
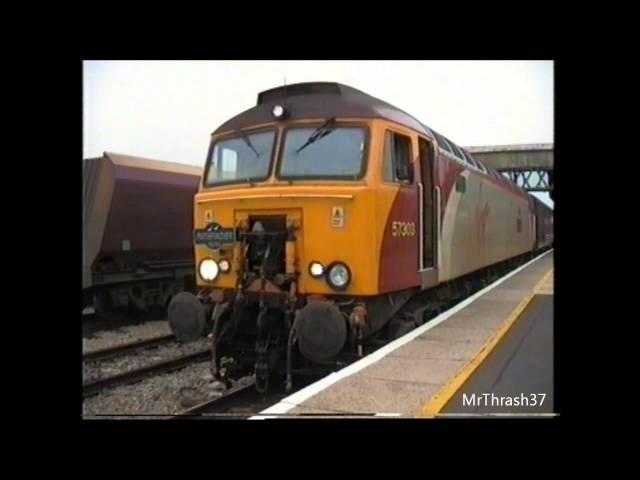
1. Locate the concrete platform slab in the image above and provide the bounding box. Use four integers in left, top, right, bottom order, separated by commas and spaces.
443, 303, 516, 329
358, 356, 466, 385
301, 376, 441, 416
421, 325, 497, 344
478, 289, 539, 302
389, 338, 484, 361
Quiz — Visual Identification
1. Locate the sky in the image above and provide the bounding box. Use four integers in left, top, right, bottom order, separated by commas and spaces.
83, 60, 553, 206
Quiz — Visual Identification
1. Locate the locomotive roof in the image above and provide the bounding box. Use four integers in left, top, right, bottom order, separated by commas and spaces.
212, 82, 438, 138
211, 82, 543, 202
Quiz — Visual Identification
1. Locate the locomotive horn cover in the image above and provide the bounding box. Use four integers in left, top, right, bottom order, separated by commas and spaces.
168, 292, 206, 342
297, 302, 347, 363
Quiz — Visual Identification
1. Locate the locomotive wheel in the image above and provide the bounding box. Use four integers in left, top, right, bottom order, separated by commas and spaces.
297, 302, 347, 363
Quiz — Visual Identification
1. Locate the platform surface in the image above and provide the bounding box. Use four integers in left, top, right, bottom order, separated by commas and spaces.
442, 292, 553, 416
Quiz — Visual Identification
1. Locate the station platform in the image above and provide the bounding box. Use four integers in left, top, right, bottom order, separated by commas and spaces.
254, 249, 554, 419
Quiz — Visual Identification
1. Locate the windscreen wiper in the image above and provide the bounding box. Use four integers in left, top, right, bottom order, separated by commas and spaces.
295, 117, 336, 155
241, 135, 260, 157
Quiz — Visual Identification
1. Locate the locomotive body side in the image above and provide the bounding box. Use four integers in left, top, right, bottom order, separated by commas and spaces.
371, 121, 536, 289
437, 154, 535, 282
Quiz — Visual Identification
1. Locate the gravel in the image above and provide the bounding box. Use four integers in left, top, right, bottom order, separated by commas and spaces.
83, 337, 210, 384
82, 362, 256, 417
82, 320, 173, 353
83, 362, 220, 417
81, 319, 262, 418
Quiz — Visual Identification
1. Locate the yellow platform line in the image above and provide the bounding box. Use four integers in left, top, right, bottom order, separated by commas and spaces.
537, 273, 554, 294
419, 268, 554, 418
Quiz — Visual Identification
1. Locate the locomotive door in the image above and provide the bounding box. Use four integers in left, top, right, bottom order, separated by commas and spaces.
378, 129, 421, 293
419, 137, 436, 270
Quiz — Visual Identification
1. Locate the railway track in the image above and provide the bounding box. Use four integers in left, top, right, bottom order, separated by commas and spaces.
173, 378, 260, 418
83, 334, 176, 362
82, 349, 210, 398
172, 376, 310, 419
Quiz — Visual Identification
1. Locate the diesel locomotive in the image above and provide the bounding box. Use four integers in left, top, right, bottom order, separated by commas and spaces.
167, 82, 553, 391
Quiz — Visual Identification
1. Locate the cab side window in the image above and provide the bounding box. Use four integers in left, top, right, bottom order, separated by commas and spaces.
383, 131, 413, 183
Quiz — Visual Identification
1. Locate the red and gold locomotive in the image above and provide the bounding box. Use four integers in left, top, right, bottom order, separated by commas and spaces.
168, 82, 553, 391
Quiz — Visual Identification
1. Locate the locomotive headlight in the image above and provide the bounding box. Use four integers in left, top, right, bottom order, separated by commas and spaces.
272, 104, 285, 119
327, 262, 351, 290
309, 261, 324, 278
218, 259, 230, 273
198, 258, 219, 281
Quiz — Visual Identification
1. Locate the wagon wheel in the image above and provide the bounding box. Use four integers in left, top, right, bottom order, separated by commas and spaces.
93, 288, 126, 322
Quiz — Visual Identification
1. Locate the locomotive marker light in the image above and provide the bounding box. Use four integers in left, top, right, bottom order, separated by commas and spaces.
309, 261, 324, 278
218, 259, 230, 273
272, 104, 286, 119
199, 258, 219, 281
327, 262, 351, 290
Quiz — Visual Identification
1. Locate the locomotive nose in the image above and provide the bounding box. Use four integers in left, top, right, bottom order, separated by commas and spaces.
296, 301, 347, 363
